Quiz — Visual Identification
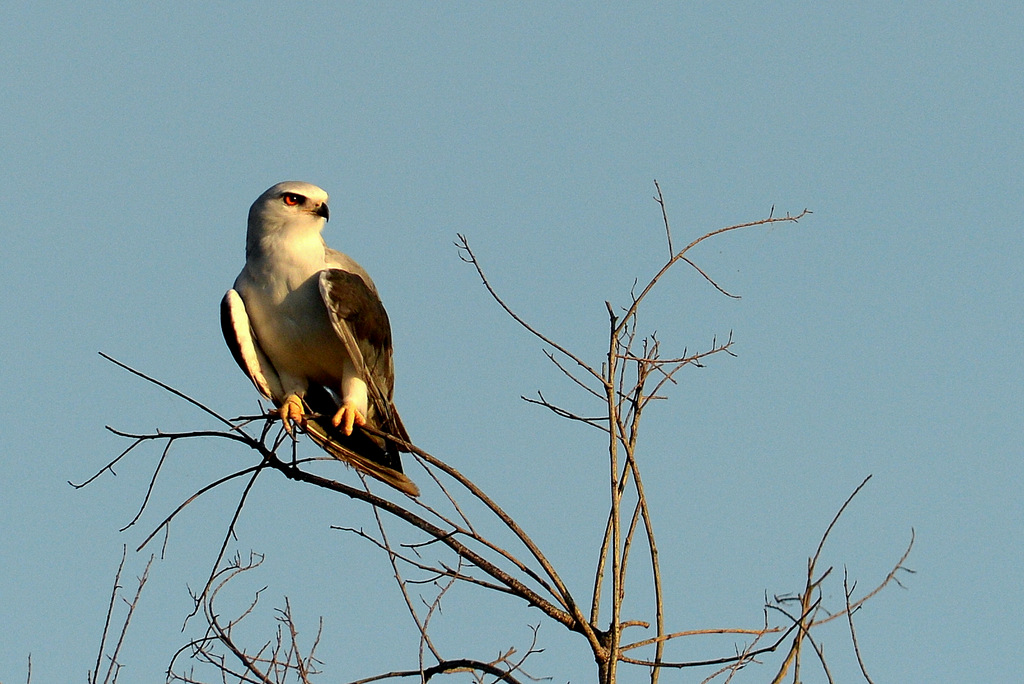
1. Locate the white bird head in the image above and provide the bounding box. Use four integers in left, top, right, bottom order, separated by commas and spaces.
248, 179, 330, 229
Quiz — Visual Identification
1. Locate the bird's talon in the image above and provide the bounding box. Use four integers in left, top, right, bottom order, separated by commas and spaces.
276, 395, 307, 436
332, 403, 366, 436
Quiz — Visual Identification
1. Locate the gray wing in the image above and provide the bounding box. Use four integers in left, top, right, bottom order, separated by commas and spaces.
220, 289, 284, 403
317, 268, 410, 443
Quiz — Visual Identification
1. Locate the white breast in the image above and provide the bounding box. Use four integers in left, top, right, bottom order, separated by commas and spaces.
234, 231, 350, 392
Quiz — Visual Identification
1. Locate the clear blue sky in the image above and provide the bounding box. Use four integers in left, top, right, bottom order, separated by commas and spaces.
1, 3, 1021, 682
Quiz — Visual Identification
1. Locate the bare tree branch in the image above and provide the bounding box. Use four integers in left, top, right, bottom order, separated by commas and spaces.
89, 547, 154, 684
455, 234, 605, 387
845, 569, 876, 684
88, 187, 912, 684
653, 180, 674, 260
616, 209, 811, 338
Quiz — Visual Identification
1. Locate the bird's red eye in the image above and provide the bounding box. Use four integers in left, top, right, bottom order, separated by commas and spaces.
282, 193, 303, 206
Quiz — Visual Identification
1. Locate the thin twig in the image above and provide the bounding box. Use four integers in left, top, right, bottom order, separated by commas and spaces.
456, 234, 604, 386
103, 555, 154, 684
616, 209, 811, 338
543, 349, 604, 400
118, 438, 174, 532
521, 392, 610, 431
680, 256, 740, 299
653, 180, 673, 260
184, 465, 266, 626
99, 352, 235, 429
814, 475, 873, 565
91, 546, 127, 684
136, 464, 264, 554
371, 502, 444, 663
845, 569, 876, 684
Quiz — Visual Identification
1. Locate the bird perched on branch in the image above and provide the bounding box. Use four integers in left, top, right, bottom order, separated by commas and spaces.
221, 181, 418, 496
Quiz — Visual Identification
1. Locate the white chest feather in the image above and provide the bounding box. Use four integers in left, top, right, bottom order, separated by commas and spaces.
235, 231, 350, 388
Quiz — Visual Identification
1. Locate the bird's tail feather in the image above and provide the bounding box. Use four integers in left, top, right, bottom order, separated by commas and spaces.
304, 419, 420, 497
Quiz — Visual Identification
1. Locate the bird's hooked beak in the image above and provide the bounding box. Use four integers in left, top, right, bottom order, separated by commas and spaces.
316, 202, 330, 221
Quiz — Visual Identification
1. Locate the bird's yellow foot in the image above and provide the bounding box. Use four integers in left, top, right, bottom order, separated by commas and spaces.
275, 395, 306, 436
332, 401, 366, 436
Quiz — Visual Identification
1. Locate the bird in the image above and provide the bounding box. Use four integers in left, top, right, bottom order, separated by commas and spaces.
221, 181, 418, 496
